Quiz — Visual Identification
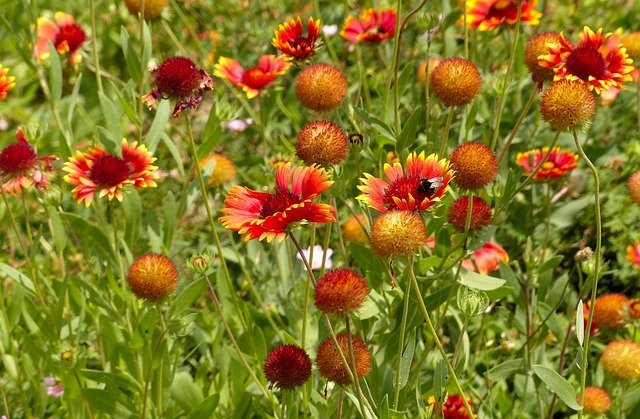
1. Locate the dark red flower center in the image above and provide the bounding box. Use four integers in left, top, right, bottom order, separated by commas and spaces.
89, 155, 131, 187
155, 57, 201, 98
487, 1, 518, 20
241, 68, 273, 89
55, 24, 86, 52
260, 191, 300, 218
0, 142, 38, 173
566, 46, 606, 81
383, 177, 430, 209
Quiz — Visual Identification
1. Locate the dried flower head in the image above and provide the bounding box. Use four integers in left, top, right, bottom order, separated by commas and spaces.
343, 214, 368, 244
198, 153, 236, 187
515, 147, 578, 179
628, 171, 640, 203
450, 141, 497, 190
296, 120, 349, 167
35, 12, 86, 65
464, 0, 541, 31
430, 57, 482, 107
127, 254, 178, 301
601, 339, 640, 380
272, 16, 321, 61
448, 196, 493, 231
524, 32, 562, 84
316, 332, 371, 385
370, 210, 427, 259
124, 0, 168, 19
215, 55, 290, 99
341, 8, 397, 43
263, 344, 312, 389
583, 386, 611, 414
592, 293, 630, 329
295, 63, 347, 112
314, 268, 369, 315
0, 65, 15, 100
540, 80, 595, 131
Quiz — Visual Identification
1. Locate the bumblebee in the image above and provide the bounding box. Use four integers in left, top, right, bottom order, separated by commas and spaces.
417, 177, 443, 195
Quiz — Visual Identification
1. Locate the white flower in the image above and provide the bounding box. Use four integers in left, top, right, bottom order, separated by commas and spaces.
223, 118, 253, 132
322, 25, 338, 37
296, 245, 333, 271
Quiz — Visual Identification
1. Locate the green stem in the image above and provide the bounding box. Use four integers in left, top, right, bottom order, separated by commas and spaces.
89, 0, 103, 92
438, 107, 455, 157
392, 258, 412, 410
301, 224, 316, 349
355, 46, 372, 112
345, 317, 369, 419
497, 87, 538, 165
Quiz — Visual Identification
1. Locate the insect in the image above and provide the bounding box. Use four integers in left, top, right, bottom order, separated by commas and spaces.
348, 133, 364, 145
417, 176, 443, 195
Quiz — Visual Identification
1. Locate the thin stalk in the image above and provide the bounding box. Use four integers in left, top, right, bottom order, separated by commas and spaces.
497, 87, 538, 165
438, 107, 455, 157
301, 224, 317, 349
393, 258, 412, 410
451, 316, 470, 369
345, 317, 369, 419
89, 0, 103, 92
139, 308, 167, 419
355, 46, 372, 112
574, 131, 602, 419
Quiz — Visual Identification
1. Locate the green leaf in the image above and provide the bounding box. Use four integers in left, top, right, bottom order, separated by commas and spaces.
120, 26, 142, 84
162, 191, 177, 250
396, 106, 422, 152
122, 189, 142, 246
47, 42, 62, 103
486, 358, 523, 381
424, 285, 454, 311
459, 269, 506, 291
64, 212, 117, 266
354, 107, 396, 139
172, 371, 204, 411
0, 263, 34, 293
398, 328, 416, 390
98, 92, 123, 154
47, 206, 67, 252
80, 369, 140, 393
186, 394, 220, 419
550, 195, 592, 228
82, 388, 117, 415
532, 364, 582, 411
147, 100, 171, 153
170, 279, 205, 318
576, 300, 585, 347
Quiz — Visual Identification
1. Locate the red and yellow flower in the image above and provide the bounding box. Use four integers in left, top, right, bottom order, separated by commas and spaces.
462, 242, 509, 275
0, 127, 57, 194
428, 394, 476, 419
0, 65, 15, 101
464, 0, 541, 31
627, 241, 640, 268
358, 152, 453, 212
62, 139, 159, 207
272, 16, 321, 61
539, 26, 635, 94
341, 8, 397, 43
515, 147, 578, 180
35, 12, 86, 65
214, 55, 290, 99
219, 163, 336, 242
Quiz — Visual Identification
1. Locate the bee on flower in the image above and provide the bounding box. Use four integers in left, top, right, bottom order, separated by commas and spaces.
35, 12, 87, 65
341, 8, 397, 43
214, 55, 290, 99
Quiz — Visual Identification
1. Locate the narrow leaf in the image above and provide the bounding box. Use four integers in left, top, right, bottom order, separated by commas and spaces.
459, 269, 506, 291
532, 364, 582, 411
396, 106, 422, 152
398, 328, 416, 389
576, 300, 585, 347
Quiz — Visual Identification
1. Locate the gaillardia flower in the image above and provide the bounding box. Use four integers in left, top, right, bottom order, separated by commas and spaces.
295, 63, 347, 112
358, 152, 453, 212
35, 12, 86, 65
627, 241, 640, 268
592, 293, 630, 329
515, 147, 578, 179
62, 139, 159, 207
272, 16, 321, 61
448, 196, 493, 231
430, 57, 482, 107
0, 65, 15, 100
0, 127, 57, 194
219, 163, 336, 242
314, 268, 369, 315
540, 80, 595, 131
462, 242, 509, 274
142, 56, 213, 117
628, 171, 640, 203
450, 141, 497, 190
583, 387, 611, 414
296, 120, 349, 167
464, 0, 541, 31
316, 332, 372, 385
127, 254, 178, 301
341, 8, 397, 43
601, 339, 640, 380
524, 32, 562, 85
263, 344, 312, 390
539, 26, 635, 94
370, 210, 427, 259
428, 394, 475, 419
214, 55, 290, 99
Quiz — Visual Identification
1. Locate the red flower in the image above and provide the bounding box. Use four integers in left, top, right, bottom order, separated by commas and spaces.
357, 152, 453, 212
62, 139, 159, 207
539, 26, 635, 94
219, 163, 336, 242
142, 56, 213, 117
0, 65, 15, 101
263, 344, 312, 390
214, 55, 290, 99
428, 394, 476, 419
341, 8, 397, 43
462, 242, 508, 274
464, 0, 541, 31
0, 127, 57, 194
627, 241, 640, 268
515, 147, 578, 180
272, 16, 321, 61
35, 12, 86, 65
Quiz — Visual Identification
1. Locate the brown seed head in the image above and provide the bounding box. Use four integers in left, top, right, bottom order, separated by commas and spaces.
127, 254, 178, 301
450, 141, 497, 190
296, 120, 349, 167
448, 196, 493, 231
314, 268, 369, 315
524, 32, 562, 84
295, 63, 347, 112
430, 57, 482, 107
316, 332, 371, 385
263, 344, 312, 389
540, 80, 596, 131
601, 339, 640, 380
370, 211, 427, 259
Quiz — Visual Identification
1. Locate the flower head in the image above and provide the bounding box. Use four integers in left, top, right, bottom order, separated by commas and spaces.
592, 293, 630, 329
296, 120, 349, 167
601, 339, 640, 380
341, 8, 397, 43
539, 26, 635, 94
35, 12, 86, 65
358, 152, 453, 212
214, 55, 290, 99
125, 0, 168, 19
314, 268, 369, 315
462, 242, 508, 274
370, 210, 428, 259
626, 241, 640, 268
464, 0, 541, 31
430, 57, 482, 107
417, 56, 442, 85
296, 245, 333, 271
515, 147, 578, 179
142, 56, 213, 117
628, 171, 640, 203
343, 214, 368, 244
127, 254, 178, 301
263, 344, 312, 390
621, 32, 640, 59
316, 332, 371, 385
295, 63, 347, 112
428, 394, 475, 419
448, 196, 493, 231
0, 127, 57, 194
219, 163, 336, 242
583, 387, 611, 414
0, 65, 15, 101
272, 16, 321, 61
524, 32, 562, 84
62, 139, 159, 207
540, 80, 595, 131
198, 153, 236, 187
450, 141, 497, 190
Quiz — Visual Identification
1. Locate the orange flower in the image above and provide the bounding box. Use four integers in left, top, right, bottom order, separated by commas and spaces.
515, 147, 578, 179
316, 332, 371, 385
214, 55, 290, 99
358, 152, 453, 212
0, 65, 15, 101
272, 16, 321, 61
428, 394, 476, 419
627, 241, 640, 268
62, 139, 159, 207
35, 12, 86, 65
341, 8, 397, 43
539, 26, 635, 94
219, 163, 336, 242
462, 242, 509, 274
464, 0, 541, 31
0, 127, 57, 194
592, 293, 630, 329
